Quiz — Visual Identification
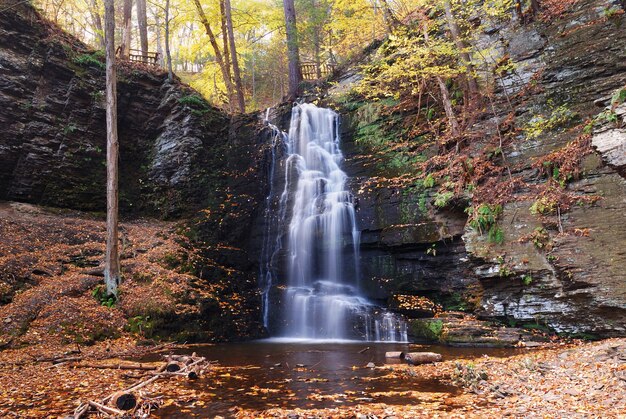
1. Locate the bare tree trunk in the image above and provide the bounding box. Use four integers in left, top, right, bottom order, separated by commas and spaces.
443, 0, 479, 99
89, 0, 105, 49
530, 0, 540, 15
436, 77, 460, 137
104, 0, 120, 297
192, 0, 235, 108
219, 0, 233, 112
223, 0, 245, 112
313, 29, 322, 79
421, 17, 460, 138
121, 0, 132, 58
283, 0, 302, 99
165, 0, 173, 80
379, 0, 400, 33
136, 0, 148, 60
154, 11, 164, 67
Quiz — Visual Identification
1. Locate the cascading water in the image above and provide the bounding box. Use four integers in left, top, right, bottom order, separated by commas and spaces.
260, 103, 407, 342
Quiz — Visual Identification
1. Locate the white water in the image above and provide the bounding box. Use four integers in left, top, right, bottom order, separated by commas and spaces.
260, 103, 407, 342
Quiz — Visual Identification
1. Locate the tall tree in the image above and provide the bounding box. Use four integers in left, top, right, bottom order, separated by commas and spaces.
219, 0, 234, 112
88, 0, 105, 49
283, 0, 302, 99
530, 0, 540, 15
136, 0, 148, 59
165, 0, 173, 80
121, 0, 133, 57
192, 0, 236, 109
104, 0, 120, 297
420, 12, 460, 138
443, 0, 479, 100
223, 0, 245, 112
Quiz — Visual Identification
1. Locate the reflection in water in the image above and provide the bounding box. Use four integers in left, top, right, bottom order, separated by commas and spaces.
152, 341, 523, 417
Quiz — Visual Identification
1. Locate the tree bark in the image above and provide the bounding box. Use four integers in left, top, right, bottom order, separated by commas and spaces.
192, 0, 236, 109
379, 0, 401, 33
164, 0, 173, 80
421, 16, 460, 138
104, 0, 120, 298
136, 0, 148, 59
223, 0, 245, 112
219, 0, 233, 112
283, 0, 302, 99
530, 0, 540, 15
88, 0, 105, 49
153, 10, 164, 67
121, 0, 132, 58
405, 352, 442, 365
443, 0, 479, 99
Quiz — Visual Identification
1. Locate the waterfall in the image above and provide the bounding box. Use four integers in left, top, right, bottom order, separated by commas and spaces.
260, 103, 407, 342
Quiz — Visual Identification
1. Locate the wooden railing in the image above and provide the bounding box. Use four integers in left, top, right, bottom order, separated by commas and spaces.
116, 47, 160, 67
300, 62, 336, 81
128, 49, 160, 66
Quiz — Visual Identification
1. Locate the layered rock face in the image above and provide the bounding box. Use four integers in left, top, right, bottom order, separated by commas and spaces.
323, 0, 626, 339
0, 1, 232, 219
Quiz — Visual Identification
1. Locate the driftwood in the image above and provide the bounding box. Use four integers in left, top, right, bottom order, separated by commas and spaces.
385, 351, 405, 359
405, 352, 442, 365
358, 346, 370, 354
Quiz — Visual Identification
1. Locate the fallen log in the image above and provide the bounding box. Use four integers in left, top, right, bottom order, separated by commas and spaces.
405, 352, 442, 365
165, 361, 184, 372
110, 391, 138, 411
385, 351, 405, 359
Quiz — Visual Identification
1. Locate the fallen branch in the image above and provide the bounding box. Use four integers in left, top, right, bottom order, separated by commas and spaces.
70, 362, 160, 371
72, 353, 210, 418
88, 400, 125, 416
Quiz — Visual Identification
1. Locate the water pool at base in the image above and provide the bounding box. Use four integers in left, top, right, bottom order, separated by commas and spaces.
151, 341, 523, 417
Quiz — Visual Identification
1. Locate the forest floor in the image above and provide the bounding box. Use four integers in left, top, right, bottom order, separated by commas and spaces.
1, 202, 625, 417
0, 337, 624, 417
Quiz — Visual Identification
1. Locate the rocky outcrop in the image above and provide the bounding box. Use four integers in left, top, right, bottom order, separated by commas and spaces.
0, 1, 231, 219
0, 2, 272, 341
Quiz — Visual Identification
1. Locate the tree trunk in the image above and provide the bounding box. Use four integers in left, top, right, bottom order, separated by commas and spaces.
379, 0, 400, 33
421, 16, 460, 138
530, 0, 540, 15
104, 0, 120, 298
136, 0, 148, 59
313, 29, 322, 79
121, 0, 132, 58
443, 0, 479, 99
515, 0, 524, 24
219, 0, 234, 112
283, 0, 302, 99
436, 76, 460, 137
89, 0, 105, 49
154, 10, 164, 67
223, 0, 245, 112
192, 0, 235, 109
165, 0, 173, 80
405, 352, 442, 365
